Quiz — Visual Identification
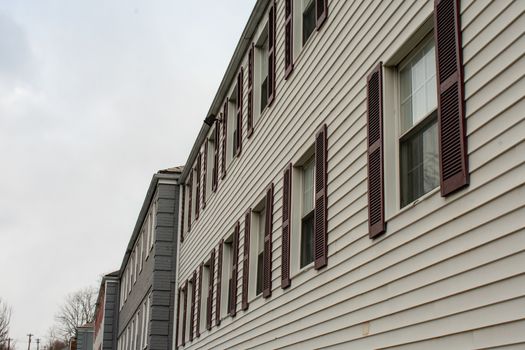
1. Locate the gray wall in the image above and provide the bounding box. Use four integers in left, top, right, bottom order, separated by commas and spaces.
77, 328, 94, 350
118, 179, 180, 350
103, 280, 119, 350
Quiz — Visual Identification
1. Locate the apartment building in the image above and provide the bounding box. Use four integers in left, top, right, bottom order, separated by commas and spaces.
175, 0, 525, 348
93, 271, 120, 350
117, 168, 182, 350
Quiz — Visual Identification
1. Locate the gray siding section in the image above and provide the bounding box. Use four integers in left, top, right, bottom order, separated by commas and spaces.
103, 280, 119, 350
118, 178, 180, 350
77, 328, 94, 350
151, 183, 180, 350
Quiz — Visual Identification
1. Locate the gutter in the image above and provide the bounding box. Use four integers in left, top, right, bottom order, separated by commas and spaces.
180, 0, 270, 184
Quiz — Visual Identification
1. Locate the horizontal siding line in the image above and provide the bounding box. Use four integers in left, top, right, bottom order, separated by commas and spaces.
315, 297, 525, 350
461, 0, 513, 48
193, 202, 524, 348
269, 273, 525, 349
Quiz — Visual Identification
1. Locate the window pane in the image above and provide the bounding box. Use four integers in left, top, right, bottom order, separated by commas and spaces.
300, 214, 314, 268
258, 208, 265, 253
302, 159, 314, 216
400, 116, 439, 207
256, 252, 263, 295
399, 39, 436, 133
302, 0, 315, 45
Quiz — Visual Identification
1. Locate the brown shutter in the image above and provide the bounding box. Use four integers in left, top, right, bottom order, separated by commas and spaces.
314, 125, 328, 269
203, 142, 208, 209
230, 222, 240, 316
247, 44, 255, 138
207, 249, 215, 330
187, 174, 192, 232
189, 272, 196, 341
212, 122, 219, 192
316, 0, 328, 29
180, 185, 185, 243
175, 287, 181, 347
181, 281, 188, 346
242, 209, 251, 310
215, 240, 223, 326
267, 1, 276, 106
195, 154, 201, 220
434, 0, 469, 196
284, 0, 294, 79
196, 264, 203, 338
281, 164, 292, 288
236, 69, 243, 156
366, 63, 386, 239
262, 183, 274, 298
221, 101, 228, 179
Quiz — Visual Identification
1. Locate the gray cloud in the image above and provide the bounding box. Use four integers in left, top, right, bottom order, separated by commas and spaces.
0, 0, 255, 345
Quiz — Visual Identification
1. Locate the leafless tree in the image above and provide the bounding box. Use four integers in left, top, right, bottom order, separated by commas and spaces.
53, 287, 97, 341
0, 298, 12, 349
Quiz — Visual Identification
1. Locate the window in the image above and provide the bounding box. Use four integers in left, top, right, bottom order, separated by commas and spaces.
302, 0, 315, 45
206, 132, 215, 198
186, 280, 194, 341
256, 24, 269, 115
398, 37, 439, 207
134, 248, 139, 282
200, 263, 210, 331
249, 197, 266, 299
177, 288, 186, 347
300, 157, 314, 268
220, 236, 233, 318
226, 88, 238, 167
150, 202, 156, 250
140, 232, 144, 270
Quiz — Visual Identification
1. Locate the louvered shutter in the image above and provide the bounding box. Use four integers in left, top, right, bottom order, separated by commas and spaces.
316, 0, 328, 29
284, 0, 294, 79
434, 0, 468, 196
221, 101, 228, 179
180, 185, 185, 243
236, 69, 243, 156
203, 142, 208, 209
195, 154, 201, 220
262, 183, 274, 298
212, 122, 219, 192
242, 209, 251, 310
230, 222, 240, 316
175, 287, 181, 347
281, 164, 292, 288
215, 240, 223, 326
189, 272, 196, 341
207, 249, 215, 330
196, 264, 203, 337
187, 174, 192, 232
247, 44, 255, 138
181, 281, 187, 346
267, 1, 276, 106
314, 125, 328, 269
366, 63, 385, 239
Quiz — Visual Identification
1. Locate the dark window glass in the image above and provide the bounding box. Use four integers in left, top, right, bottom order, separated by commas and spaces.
300, 211, 314, 268
260, 77, 268, 112
256, 252, 263, 295
400, 113, 439, 207
302, 0, 316, 45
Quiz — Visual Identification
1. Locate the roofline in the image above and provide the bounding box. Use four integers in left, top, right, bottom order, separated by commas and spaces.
180, 0, 270, 183
118, 170, 181, 275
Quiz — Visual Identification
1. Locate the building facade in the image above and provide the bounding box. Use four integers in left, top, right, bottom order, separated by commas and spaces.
175, 0, 525, 349
76, 323, 94, 350
117, 168, 182, 350
94, 271, 120, 350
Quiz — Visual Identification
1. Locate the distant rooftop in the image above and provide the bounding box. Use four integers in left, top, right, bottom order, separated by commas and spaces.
159, 165, 184, 174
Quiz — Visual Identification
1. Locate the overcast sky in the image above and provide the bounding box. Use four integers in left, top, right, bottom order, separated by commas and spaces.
0, 0, 255, 346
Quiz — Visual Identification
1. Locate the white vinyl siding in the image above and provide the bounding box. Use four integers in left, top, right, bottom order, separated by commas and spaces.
176, 0, 525, 349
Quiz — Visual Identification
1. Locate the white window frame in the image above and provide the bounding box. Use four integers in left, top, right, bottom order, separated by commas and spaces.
200, 264, 210, 331
253, 18, 270, 126
292, 0, 316, 60
206, 131, 215, 200
248, 193, 267, 301
220, 233, 234, 319
383, 17, 439, 219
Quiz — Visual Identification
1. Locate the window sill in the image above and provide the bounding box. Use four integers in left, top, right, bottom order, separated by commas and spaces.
386, 186, 440, 222
291, 261, 315, 280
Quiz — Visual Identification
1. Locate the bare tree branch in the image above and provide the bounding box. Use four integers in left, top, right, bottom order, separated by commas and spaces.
53, 287, 97, 341
0, 298, 12, 347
